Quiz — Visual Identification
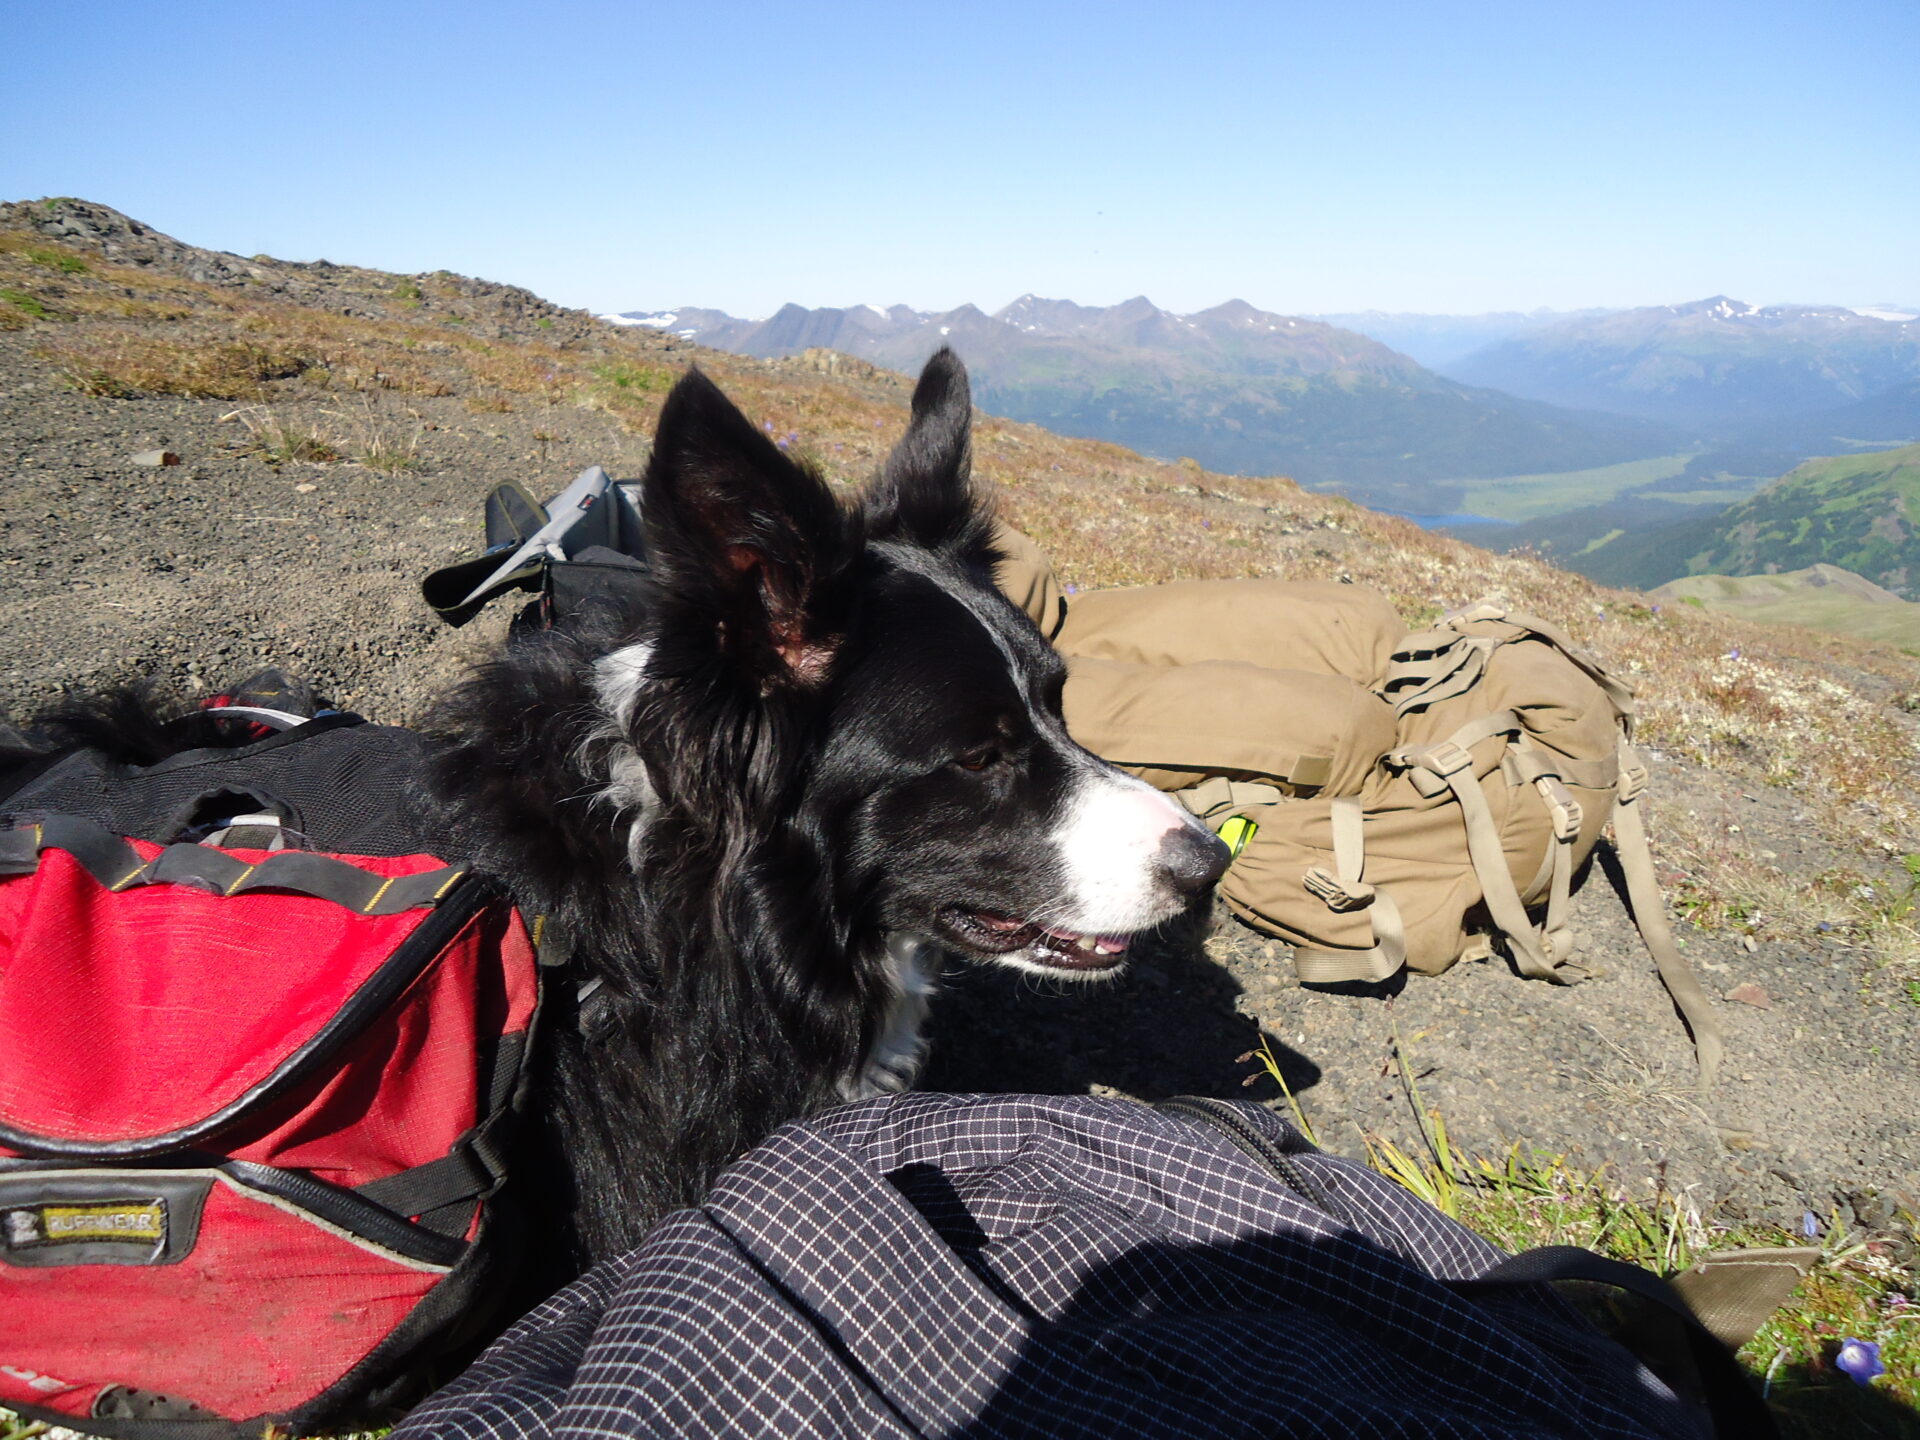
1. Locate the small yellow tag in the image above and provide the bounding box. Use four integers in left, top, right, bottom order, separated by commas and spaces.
41, 1202, 166, 1244
1218, 815, 1257, 860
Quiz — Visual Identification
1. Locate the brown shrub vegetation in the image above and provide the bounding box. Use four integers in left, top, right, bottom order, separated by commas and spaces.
40, 330, 312, 399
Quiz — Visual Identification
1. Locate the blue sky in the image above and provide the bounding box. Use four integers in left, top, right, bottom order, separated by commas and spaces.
3, 1, 1914, 317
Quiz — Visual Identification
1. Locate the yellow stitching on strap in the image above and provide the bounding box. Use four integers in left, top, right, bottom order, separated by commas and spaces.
110, 861, 149, 891
364, 876, 397, 913
431, 870, 466, 901
224, 863, 258, 896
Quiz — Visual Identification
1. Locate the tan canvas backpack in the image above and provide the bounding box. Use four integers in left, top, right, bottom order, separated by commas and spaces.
1047, 577, 1723, 1085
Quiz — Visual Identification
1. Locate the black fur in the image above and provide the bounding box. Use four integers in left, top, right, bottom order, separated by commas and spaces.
426, 349, 1073, 1266
3, 349, 1226, 1282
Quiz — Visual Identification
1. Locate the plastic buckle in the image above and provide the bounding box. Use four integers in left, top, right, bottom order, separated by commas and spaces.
1618, 755, 1651, 805
1535, 776, 1582, 842
1403, 738, 1475, 779
1444, 600, 1508, 628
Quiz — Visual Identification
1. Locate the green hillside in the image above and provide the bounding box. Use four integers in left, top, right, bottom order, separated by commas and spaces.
1652, 565, 1920, 650
1671, 442, 1920, 596
1543, 442, 1920, 594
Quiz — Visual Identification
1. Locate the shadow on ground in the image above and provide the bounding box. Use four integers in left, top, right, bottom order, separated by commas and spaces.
921, 902, 1319, 1103
1768, 1361, 1920, 1439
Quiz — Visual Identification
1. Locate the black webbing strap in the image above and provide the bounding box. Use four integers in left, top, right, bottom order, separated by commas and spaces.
355, 1134, 504, 1218
1456, 1245, 1780, 1439
0, 815, 464, 914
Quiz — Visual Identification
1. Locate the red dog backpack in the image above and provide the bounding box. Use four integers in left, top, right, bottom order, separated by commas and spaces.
0, 713, 541, 1437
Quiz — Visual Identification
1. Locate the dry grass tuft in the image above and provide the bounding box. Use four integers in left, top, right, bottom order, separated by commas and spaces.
41, 330, 311, 399
1578, 1025, 1712, 1126
325, 400, 424, 474
235, 406, 341, 465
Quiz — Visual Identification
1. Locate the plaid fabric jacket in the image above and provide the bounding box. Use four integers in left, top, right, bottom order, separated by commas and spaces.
397, 1094, 1705, 1439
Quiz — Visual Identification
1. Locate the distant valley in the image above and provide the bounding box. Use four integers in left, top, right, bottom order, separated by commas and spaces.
1486, 442, 1920, 601
1303, 307, 1617, 370
1441, 296, 1920, 493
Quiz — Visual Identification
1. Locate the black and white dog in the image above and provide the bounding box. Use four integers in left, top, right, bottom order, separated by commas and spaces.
0, 350, 1227, 1271
431, 349, 1227, 1262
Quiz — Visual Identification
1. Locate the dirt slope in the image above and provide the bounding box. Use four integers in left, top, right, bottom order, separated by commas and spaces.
3, 199, 1916, 1238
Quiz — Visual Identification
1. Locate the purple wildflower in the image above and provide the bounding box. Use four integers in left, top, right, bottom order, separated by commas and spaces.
1202, 519, 1212, 529
1835, 1339, 1885, 1385
1801, 1210, 1822, 1239
1064, 584, 1080, 596
1818, 921, 1835, 933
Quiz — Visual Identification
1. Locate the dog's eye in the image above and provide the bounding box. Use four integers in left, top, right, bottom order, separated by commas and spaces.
952, 745, 1000, 773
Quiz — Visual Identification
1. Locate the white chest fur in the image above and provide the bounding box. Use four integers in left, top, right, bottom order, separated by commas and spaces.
849, 934, 941, 1099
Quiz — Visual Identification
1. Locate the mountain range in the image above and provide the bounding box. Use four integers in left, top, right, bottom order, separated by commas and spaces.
1445, 296, 1920, 425
609, 297, 1682, 512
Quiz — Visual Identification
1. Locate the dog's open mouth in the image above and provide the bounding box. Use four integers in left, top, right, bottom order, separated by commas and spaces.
939, 907, 1132, 972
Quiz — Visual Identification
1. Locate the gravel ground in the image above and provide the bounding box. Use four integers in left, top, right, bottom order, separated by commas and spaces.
3, 324, 1915, 1241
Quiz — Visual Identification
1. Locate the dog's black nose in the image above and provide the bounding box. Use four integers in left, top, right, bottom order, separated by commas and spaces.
1160, 824, 1233, 897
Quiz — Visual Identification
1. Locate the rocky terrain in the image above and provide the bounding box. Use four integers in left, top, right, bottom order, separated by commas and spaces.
3, 199, 1917, 1245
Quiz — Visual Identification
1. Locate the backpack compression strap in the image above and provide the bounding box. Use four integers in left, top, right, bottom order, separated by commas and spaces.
1294, 796, 1407, 984
0, 815, 466, 914
1377, 606, 1725, 1088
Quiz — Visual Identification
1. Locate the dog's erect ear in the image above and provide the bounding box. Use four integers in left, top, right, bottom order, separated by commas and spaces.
869, 348, 992, 558
643, 367, 853, 684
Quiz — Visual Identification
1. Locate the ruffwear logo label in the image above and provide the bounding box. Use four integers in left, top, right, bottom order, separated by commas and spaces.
3, 1199, 167, 1250
0, 1363, 81, 1397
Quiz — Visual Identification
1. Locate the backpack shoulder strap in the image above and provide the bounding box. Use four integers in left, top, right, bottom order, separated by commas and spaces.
1454, 1244, 1786, 1440
1609, 742, 1726, 1089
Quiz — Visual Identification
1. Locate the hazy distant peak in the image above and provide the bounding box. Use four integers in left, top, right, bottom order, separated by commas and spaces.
1669, 295, 1755, 318
1197, 298, 1263, 322
994, 294, 1097, 334
1189, 298, 1308, 331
